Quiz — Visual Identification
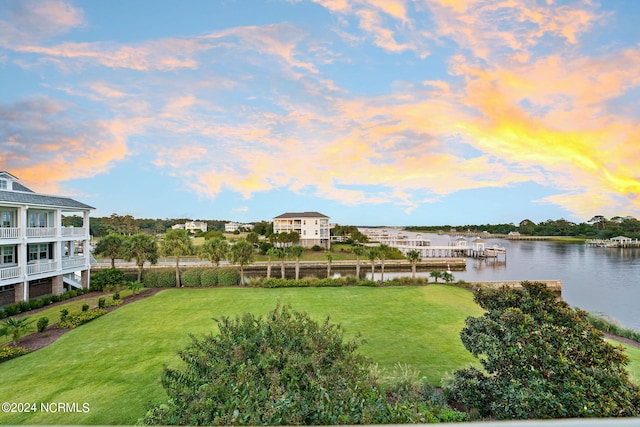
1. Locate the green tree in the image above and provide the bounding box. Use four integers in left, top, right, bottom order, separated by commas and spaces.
227, 239, 254, 286
377, 244, 390, 282
160, 229, 193, 287
352, 245, 365, 279
198, 237, 228, 268
265, 247, 278, 279
246, 231, 260, 245
367, 247, 379, 279
442, 271, 455, 283
326, 252, 333, 278
429, 270, 443, 283
94, 233, 126, 268
288, 245, 305, 280
124, 233, 158, 282
274, 247, 287, 279
1, 316, 35, 344
406, 250, 421, 279
445, 281, 640, 419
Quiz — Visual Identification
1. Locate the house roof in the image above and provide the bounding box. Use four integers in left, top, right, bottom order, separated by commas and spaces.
274, 211, 329, 219
0, 190, 94, 210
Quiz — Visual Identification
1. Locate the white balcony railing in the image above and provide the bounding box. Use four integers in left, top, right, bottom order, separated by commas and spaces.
62, 256, 87, 269
0, 227, 20, 239
0, 265, 20, 280
62, 226, 86, 237
26, 227, 57, 238
27, 260, 57, 275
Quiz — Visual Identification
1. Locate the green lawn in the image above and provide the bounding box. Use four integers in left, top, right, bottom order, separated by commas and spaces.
0, 286, 482, 425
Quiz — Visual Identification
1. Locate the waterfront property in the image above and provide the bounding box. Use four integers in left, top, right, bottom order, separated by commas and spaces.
0, 172, 94, 306
586, 236, 640, 248
273, 211, 331, 249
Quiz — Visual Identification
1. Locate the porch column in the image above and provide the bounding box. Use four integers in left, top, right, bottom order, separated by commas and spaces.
52, 275, 63, 296
14, 281, 26, 303
83, 211, 91, 268
81, 270, 90, 290
55, 209, 62, 272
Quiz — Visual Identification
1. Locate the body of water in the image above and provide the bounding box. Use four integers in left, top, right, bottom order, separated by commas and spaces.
368, 232, 640, 331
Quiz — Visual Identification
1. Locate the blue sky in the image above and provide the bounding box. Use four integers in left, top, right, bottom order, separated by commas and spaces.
1, 0, 639, 226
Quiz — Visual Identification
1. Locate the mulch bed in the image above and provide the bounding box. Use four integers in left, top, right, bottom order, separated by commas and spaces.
12, 287, 165, 352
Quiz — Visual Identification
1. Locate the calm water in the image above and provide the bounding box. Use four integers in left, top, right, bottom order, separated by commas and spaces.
369, 232, 640, 331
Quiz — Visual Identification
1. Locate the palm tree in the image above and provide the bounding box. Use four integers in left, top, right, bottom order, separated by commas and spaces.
160, 229, 193, 287
442, 271, 455, 283
326, 252, 333, 278
124, 233, 159, 282
289, 245, 305, 280
274, 248, 287, 278
406, 250, 421, 279
378, 244, 390, 283
266, 247, 278, 279
1, 316, 35, 345
198, 237, 228, 267
430, 270, 443, 283
367, 247, 379, 279
227, 239, 255, 286
352, 246, 365, 279
94, 233, 126, 268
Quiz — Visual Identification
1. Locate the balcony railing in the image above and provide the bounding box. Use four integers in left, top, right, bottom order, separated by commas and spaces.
0, 227, 20, 239
26, 227, 57, 238
0, 265, 20, 280
62, 256, 87, 270
27, 260, 57, 275
62, 226, 86, 237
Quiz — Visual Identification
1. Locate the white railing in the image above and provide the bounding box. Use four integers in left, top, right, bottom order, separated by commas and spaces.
27, 260, 57, 275
0, 227, 20, 239
62, 226, 86, 237
26, 227, 57, 238
62, 256, 87, 269
0, 265, 20, 280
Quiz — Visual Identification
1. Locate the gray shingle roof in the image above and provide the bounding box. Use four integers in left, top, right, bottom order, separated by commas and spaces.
274, 211, 329, 219
0, 190, 94, 210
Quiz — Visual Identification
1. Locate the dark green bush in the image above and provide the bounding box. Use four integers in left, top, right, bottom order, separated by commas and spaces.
50, 295, 60, 303
18, 301, 30, 312
181, 268, 203, 287
200, 268, 218, 287
37, 317, 49, 333
29, 298, 44, 310
98, 297, 106, 309
112, 292, 120, 301
91, 268, 125, 291
140, 305, 459, 425
216, 267, 240, 286
143, 269, 176, 288
81, 304, 90, 312
59, 308, 69, 322
3, 304, 20, 317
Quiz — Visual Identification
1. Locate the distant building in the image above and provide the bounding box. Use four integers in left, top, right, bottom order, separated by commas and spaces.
273, 212, 330, 249
224, 222, 253, 233
0, 171, 94, 305
172, 221, 207, 233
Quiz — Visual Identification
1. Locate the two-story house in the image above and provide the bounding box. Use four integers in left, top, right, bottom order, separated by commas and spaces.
0, 172, 94, 306
273, 212, 330, 249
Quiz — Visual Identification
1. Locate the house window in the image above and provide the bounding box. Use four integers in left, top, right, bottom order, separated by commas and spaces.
28, 243, 49, 261
1, 211, 14, 227
0, 180, 6, 189
28, 212, 47, 227
2, 246, 15, 264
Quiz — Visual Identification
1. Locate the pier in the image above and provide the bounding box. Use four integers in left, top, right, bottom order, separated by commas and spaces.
585, 236, 640, 248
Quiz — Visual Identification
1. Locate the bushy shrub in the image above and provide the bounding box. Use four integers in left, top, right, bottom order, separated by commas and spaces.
200, 268, 218, 287
18, 301, 30, 313
216, 267, 240, 286
98, 297, 106, 309
91, 268, 125, 291
29, 298, 44, 310
181, 268, 203, 287
143, 269, 176, 288
444, 281, 640, 419
3, 304, 20, 317
58, 309, 107, 329
311, 244, 324, 251
140, 305, 456, 425
59, 308, 69, 322
0, 345, 29, 362
37, 317, 49, 332
112, 292, 120, 301
81, 304, 90, 312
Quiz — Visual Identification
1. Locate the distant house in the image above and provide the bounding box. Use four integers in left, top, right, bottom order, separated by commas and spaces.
0, 171, 94, 305
224, 221, 254, 233
273, 212, 330, 249
172, 221, 207, 233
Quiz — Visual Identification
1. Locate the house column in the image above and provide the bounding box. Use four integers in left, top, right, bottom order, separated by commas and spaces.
54, 209, 62, 272
52, 275, 64, 295
14, 281, 26, 303
83, 211, 91, 268
81, 269, 90, 290
19, 206, 28, 282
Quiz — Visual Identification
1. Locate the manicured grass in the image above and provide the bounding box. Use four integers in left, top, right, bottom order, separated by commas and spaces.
0, 285, 482, 425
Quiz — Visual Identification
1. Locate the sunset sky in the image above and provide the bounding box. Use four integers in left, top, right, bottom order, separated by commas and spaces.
1, 0, 639, 226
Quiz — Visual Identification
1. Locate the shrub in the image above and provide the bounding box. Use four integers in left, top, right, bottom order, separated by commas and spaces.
3, 304, 20, 317
98, 297, 106, 309
200, 268, 218, 287
18, 301, 30, 313
91, 268, 125, 291
181, 268, 203, 287
29, 298, 44, 310
444, 281, 640, 419
58, 309, 107, 329
143, 269, 176, 288
37, 317, 49, 333
82, 304, 90, 312
59, 308, 69, 322
140, 304, 453, 425
311, 244, 324, 251
216, 267, 240, 287
112, 292, 121, 301
0, 345, 29, 362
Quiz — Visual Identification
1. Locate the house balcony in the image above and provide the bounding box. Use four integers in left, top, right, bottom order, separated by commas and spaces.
26, 227, 57, 238
62, 226, 87, 237
62, 256, 87, 270
27, 259, 57, 275
0, 227, 20, 239
0, 265, 20, 280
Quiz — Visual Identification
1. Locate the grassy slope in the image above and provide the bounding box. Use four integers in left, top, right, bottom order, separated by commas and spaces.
0, 286, 482, 425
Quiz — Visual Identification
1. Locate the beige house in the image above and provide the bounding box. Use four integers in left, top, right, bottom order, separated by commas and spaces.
273, 212, 330, 249
0, 172, 94, 306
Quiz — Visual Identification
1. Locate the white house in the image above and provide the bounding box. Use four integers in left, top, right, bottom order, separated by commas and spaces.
224, 222, 254, 233
0, 172, 94, 306
273, 212, 330, 249
185, 220, 207, 233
